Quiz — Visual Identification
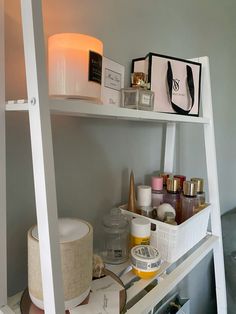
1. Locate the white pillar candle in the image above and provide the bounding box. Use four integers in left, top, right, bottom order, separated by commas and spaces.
48, 33, 103, 101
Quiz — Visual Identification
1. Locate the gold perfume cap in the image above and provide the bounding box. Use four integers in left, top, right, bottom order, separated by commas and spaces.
166, 177, 180, 192
191, 178, 204, 193
160, 172, 171, 186
183, 181, 197, 196
131, 72, 149, 89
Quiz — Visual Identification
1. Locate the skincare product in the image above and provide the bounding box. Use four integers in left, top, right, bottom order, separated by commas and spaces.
191, 177, 206, 209
131, 217, 151, 247
164, 177, 181, 224
160, 172, 171, 189
180, 181, 199, 223
137, 185, 153, 218
174, 175, 186, 191
131, 245, 161, 279
151, 176, 165, 207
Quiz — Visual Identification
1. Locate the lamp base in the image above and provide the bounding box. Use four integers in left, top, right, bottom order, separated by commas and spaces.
29, 287, 90, 311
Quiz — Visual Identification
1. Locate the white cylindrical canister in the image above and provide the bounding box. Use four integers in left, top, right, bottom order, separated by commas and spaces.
28, 218, 93, 310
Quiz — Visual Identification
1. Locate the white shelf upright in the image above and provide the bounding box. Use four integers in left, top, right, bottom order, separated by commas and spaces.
20, 0, 65, 313
161, 56, 227, 313
0, 0, 7, 311
0, 0, 227, 313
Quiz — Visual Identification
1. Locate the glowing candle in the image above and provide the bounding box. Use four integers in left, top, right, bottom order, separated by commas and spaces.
48, 33, 103, 101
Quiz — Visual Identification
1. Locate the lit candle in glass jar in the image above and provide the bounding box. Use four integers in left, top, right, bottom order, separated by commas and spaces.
48, 33, 103, 102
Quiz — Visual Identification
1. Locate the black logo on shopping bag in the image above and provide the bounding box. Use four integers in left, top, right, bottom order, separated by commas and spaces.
172, 78, 180, 91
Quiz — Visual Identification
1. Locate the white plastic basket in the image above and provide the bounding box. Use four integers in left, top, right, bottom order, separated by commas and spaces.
120, 204, 211, 263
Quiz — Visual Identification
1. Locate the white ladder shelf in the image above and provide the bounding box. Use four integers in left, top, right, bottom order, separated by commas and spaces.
0, 0, 227, 313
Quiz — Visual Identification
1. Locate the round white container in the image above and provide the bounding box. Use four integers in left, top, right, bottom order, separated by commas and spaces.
137, 185, 152, 207
48, 33, 103, 101
131, 245, 161, 279
28, 218, 93, 310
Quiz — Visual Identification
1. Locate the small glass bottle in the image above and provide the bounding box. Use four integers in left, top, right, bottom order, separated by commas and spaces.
102, 208, 129, 264
191, 177, 206, 209
163, 177, 181, 224
151, 176, 165, 207
180, 181, 199, 223
164, 212, 177, 225
121, 72, 154, 111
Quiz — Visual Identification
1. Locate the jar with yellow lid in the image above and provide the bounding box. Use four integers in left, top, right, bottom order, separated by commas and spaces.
130, 217, 151, 248
131, 245, 161, 279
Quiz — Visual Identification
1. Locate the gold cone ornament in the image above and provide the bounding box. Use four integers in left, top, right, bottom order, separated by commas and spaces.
127, 171, 137, 212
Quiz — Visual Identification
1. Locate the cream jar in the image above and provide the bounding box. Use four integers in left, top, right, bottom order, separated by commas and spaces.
131, 245, 161, 279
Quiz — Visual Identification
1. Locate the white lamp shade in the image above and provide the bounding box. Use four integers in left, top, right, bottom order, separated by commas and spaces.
48, 33, 103, 101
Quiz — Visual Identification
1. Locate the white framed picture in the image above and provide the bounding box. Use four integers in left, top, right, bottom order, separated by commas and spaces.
101, 57, 125, 106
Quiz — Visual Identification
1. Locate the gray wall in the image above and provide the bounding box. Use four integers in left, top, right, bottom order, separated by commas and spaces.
5, 0, 236, 312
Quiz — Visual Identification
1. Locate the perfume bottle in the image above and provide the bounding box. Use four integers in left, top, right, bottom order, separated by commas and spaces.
191, 177, 206, 209
151, 176, 165, 207
163, 177, 181, 224
160, 172, 171, 190
121, 72, 154, 111
174, 175, 186, 191
180, 181, 199, 223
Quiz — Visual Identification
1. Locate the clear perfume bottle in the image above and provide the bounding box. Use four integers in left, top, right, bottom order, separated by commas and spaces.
163, 177, 181, 224
121, 72, 154, 111
191, 177, 206, 209
180, 181, 199, 223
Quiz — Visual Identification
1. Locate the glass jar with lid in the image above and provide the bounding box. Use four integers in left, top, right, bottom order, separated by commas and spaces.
101, 208, 129, 264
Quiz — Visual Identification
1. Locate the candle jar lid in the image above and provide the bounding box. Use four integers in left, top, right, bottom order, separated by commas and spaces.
102, 208, 128, 232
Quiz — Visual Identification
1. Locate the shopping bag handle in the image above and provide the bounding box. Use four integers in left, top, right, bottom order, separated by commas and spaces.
167, 61, 195, 115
